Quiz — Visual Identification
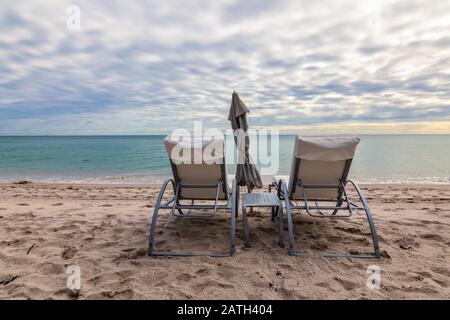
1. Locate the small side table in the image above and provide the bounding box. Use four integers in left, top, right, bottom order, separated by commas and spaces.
242, 192, 284, 248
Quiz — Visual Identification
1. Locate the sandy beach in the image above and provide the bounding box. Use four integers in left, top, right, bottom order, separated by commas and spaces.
0, 182, 449, 300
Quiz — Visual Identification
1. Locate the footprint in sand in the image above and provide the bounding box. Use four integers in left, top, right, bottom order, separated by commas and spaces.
395, 237, 418, 250
117, 248, 147, 260
420, 234, 444, 241
52, 287, 81, 299
416, 271, 433, 278
62, 247, 78, 259
310, 241, 328, 251
277, 264, 294, 271
334, 277, 358, 291
326, 235, 342, 242
192, 279, 234, 291
51, 203, 64, 206
36, 262, 65, 275
335, 226, 362, 234
195, 267, 210, 276
98, 289, 134, 299
431, 267, 450, 278
176, 273, 197, 281
314, 282, 332, 289
0, 274, 20, 285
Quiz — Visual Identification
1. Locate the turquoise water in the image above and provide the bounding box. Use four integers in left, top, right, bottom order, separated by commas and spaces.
0, 135, 449, 184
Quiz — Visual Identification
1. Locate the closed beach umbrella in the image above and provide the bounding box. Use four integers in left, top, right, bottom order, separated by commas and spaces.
228, 91, 263, 190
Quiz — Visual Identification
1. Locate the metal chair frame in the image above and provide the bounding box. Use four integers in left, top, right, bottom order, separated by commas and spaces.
148, 160, 238, 257
271, 158, 381, 259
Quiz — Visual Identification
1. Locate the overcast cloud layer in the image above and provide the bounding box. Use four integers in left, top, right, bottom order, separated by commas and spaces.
1, 0, 449, 134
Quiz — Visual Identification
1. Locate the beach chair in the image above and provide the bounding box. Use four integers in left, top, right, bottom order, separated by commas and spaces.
271, 136, 380, 258
148, 136, 238, 257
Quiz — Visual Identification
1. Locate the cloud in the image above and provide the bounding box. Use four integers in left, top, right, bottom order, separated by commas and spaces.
0, 0, 449, 134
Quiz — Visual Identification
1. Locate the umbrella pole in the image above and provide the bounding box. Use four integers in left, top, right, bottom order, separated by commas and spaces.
247, 186, 254, 213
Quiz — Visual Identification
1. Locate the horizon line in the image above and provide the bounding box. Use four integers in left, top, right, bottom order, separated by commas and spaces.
1, 133, 450, 137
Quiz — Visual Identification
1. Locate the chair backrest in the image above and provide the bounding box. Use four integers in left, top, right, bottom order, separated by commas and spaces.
288, 136, 360, 200
163, 136, 229, 200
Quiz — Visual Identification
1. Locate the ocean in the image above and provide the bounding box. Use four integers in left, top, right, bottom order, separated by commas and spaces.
0, 135, 449, 184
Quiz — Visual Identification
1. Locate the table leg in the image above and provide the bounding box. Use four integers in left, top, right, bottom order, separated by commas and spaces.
278, 203, 284, 248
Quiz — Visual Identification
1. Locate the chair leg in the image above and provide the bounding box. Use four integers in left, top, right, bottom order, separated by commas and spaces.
278, 204, 284, 248
275, 179, 305, 255
242, 205, 251, 247
149, 179, 237, 257
235, 185, 239, 218
285, 204, 296, 255
148, 179, 173, 256
177, 200, 194, 216
363, 204, 381, 258
230, 180, 237, 255
331, 199, 343, 216
230, 213, 236, 255
148, 204, 160, 256
278, 179, 380, 259
278, 180, 296, 255
272, 206, 280, 222
346, 180, 381, 259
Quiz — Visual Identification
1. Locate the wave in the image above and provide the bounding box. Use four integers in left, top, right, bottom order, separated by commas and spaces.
0, 175, 449, 185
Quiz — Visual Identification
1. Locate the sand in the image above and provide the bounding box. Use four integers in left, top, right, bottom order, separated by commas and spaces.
0, 182, 449, 300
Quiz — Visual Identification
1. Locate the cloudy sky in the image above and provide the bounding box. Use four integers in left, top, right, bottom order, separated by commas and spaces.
1, 0, 449, 135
